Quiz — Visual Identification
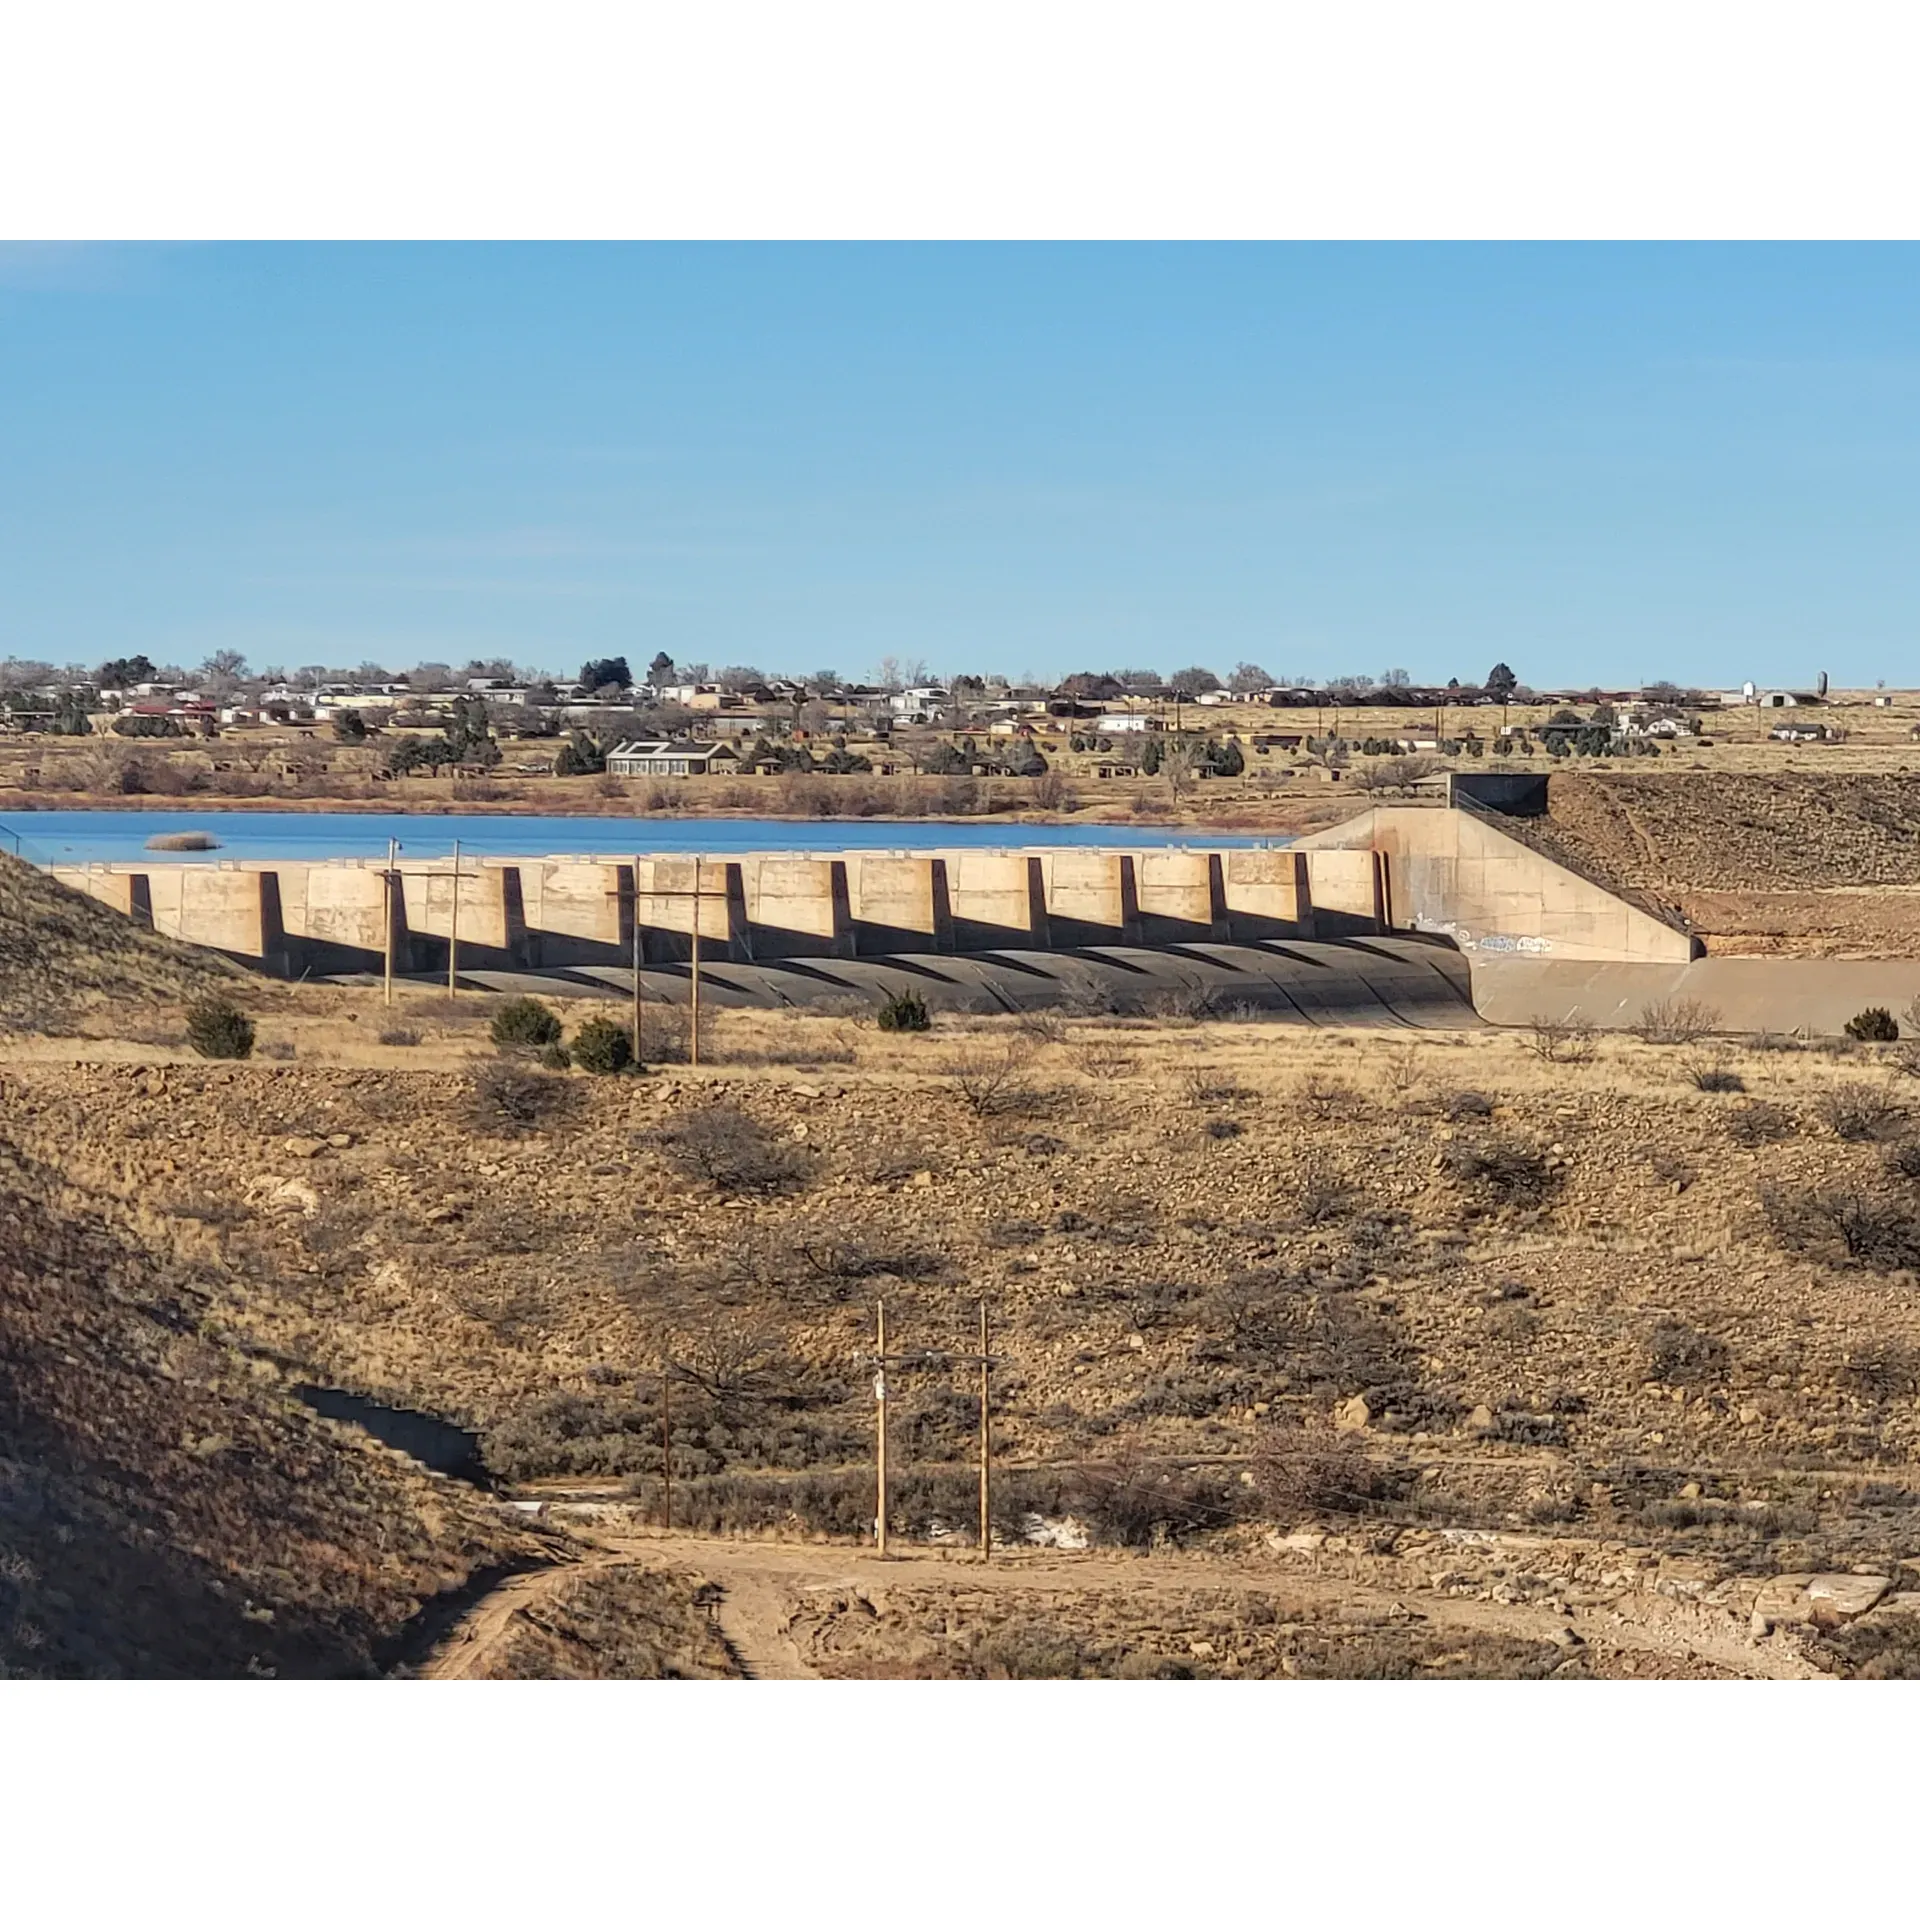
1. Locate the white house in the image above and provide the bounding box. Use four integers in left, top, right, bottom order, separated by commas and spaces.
1096, 712, 1160, 734
887, 685, 948, 719
606, 741, 740, 777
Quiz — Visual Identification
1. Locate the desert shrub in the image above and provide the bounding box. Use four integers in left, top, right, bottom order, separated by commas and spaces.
1203, 1117, 1244, 1141
1441, 1088, 1495, 1121
1846, 1007, 1901, 1043
946, 1043, 1048, 1118
1526, 1014, 1595, 1065
1380, 1048, 1425, 1096
539, 1042, 572, 1071
1182, 1068, 1248, 1107
1840, 1340, 1920, 1401
1724, 1100, 1793, 1148
1013, 1007, 1067, 1045
1293, 1153, 1356, 1225
1144, 982, 1225, 1022
1068, 1454, 1241, 1548
1070, 1042, 1133, 1083
1247, 1422, 1382, 1522
185, 996, 255, 1060
571, 1015, 634, 1075
1631, 998, 1718, 1045
1886, 1041, 1920, 1080
1763, 1184, 1920, 1270
637, 1002, 692, 1065
1815, 1086, 1908, 1142
466, 1057, 577, 1133
490, 995, 563, 1052
1886, 1137, 1920, 1183
1832, 1613, 1920, 1680
660, 1105, 812, 1193
377, 1025, 422, 1047
1439, 1135, 1556, 1207
1645, 1318, 1729, 1384
963, 1626, 1089, 1680
875, 989, 931, 1033
1686, 1061, 1746, 1094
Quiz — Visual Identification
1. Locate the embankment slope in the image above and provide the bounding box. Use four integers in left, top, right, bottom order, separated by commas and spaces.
1516, 774, 1920, 957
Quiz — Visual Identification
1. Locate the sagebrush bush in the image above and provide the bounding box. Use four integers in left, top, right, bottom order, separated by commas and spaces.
1646, 1318, 1729, 1384
875, 990, 931, 1033
490, 996, 562, 1051
1439, 1135, 1556, 1206
1846, 1007, 1901, 1043
570, 1016, 633, 1075
377, 1025, 422, 1047
1724, 1100, 1793, 1148
1631, 998, 1718, 1045
466, 1058, 577, 1133
185, 997, 254, 1060
660, 1105, 813, 1193
1686, 1062, 1746, 1094
1247, 1421, 1382, 1522
1816, 1086, 1907, 1142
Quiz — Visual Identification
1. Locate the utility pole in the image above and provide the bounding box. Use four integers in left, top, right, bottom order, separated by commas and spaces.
689, 852, 703, 1067
978, 1298, 991, 1564
383, 837, 398, 1007
446, 839, 461, 1000
630, 853, 644, 1067
874, 1299, 889, 1558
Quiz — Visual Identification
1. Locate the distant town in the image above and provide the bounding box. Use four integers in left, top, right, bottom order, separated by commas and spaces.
0, 649, 1873, 789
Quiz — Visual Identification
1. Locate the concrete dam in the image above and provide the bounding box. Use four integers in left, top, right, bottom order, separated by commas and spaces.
54, 804, 1919, 1032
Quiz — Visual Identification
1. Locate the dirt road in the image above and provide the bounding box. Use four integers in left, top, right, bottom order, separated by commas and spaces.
571, 1530, 1817, 1681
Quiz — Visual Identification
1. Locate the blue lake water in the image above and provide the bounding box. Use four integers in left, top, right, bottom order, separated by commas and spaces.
1, 808, 1281, 866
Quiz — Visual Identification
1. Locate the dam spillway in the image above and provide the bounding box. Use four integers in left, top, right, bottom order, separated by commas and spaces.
51, 845, 1377, 975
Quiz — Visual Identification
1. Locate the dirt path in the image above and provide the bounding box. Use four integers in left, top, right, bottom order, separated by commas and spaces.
585, 1531, 1817, 1681
422, 1561, 593, 1679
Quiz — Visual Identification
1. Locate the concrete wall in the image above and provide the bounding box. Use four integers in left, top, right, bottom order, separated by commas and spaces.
847, 855, 952, 954
946, 853, 1048, 950
1470, 953, 1920, 1038
1295, 807, 1697, 964
1220, 849, 1314, 941
738, 855, 853, 959
49, 843, 1381, 974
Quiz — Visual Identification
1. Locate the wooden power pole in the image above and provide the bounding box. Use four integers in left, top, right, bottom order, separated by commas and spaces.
382, 837, 398, 1007
641, 856, 656, 1067
689, 852, 703, 1067
446, 838, 461, 1001
874, 1299, 889, 1558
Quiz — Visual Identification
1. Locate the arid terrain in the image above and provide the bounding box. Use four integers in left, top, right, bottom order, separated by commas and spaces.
11, 841, 1920, 1681
1514, 773, 1920, 958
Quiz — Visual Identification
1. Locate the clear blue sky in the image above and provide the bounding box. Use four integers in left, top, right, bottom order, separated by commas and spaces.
3, 243, 1918, 691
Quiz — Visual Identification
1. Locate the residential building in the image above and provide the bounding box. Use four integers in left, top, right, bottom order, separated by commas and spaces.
606, 741, 741, 777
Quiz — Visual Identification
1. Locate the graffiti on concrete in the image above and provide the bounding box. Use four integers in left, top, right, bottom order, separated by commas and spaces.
1413, 915, 1552, 956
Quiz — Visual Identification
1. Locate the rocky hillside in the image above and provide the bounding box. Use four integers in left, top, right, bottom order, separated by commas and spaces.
0, 851, 237, 1033
0, 1121, 531, 1677
1513, 775, 1920, 956
1539, 773, 1920, 894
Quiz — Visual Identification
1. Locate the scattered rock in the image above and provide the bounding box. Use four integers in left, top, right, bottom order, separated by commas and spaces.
1463, 1404, 1498, 1436
1806, 1573, 1890, 1624
283, 1135, 326, 1158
